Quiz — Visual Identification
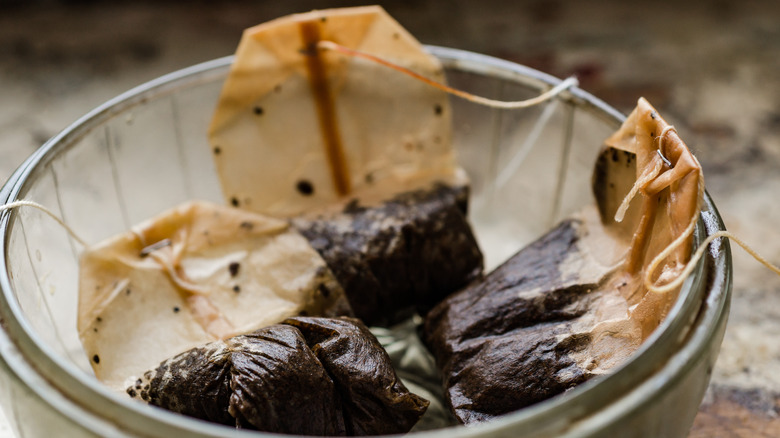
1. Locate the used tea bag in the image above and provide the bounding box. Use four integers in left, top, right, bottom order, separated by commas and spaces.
79, 201, 351, 390
130, 317, 429, 435
424, 98, 704, 423
292, 183, 483, 326
599, 97, 702, 333
208, 5, 459, 217
208, 5, 482, 326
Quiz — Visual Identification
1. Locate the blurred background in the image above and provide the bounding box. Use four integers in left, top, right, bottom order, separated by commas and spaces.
1, 0, 779, 436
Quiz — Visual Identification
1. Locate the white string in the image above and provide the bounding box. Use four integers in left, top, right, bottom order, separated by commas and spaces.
317, 40, 579, 110
453, 77, 579, 109
0, 200, 87, 247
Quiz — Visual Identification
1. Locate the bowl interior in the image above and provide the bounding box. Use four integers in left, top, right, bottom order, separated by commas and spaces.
0, 48, 711, 436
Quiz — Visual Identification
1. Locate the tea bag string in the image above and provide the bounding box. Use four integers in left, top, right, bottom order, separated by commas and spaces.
0, 200, 87, 247
643, 169, 703, 294
644, 160, 780, 293
615, 127, 780, 294
317, 40, 579, 109
648, 229, 780, 294
613, 126, 678, 223
0, 200, 236, 338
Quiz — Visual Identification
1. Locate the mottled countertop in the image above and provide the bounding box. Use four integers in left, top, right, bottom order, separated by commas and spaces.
1, 1, 779, 436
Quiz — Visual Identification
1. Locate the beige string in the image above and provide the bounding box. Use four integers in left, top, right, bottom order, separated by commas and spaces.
643, 172, 704, 294
614, 157, 663, 223
0, 200, 214, 294
0, 199, 235, 338
0, 200, 87, 247
317, 40, 579, 109
613, 123, 706, 293
614, 125, 680, 223
647, 229, 780, 294
647, 127, 778, 293
643, 163, 780, 294
656, 125, 677, 145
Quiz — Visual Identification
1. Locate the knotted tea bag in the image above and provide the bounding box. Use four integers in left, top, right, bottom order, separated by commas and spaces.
78, 201, 350, 390
129, 317, 429, 435
424, 98, 704, 423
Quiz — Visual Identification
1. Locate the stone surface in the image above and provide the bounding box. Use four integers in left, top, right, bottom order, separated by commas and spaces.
1, 0, 779, 436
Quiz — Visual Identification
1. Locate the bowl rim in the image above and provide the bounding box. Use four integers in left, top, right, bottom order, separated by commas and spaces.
0, 46, 731, 437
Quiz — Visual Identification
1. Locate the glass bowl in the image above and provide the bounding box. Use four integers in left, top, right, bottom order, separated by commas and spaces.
0, 47, 731, 437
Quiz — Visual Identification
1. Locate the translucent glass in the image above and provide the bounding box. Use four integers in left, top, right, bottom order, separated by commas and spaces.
0, 48, 731, 438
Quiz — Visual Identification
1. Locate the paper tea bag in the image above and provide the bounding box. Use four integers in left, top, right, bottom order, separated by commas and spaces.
208, 5, 459, 217
598, 97, 702, 336
78, 201, 351, 390
424, 98, 704, 423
